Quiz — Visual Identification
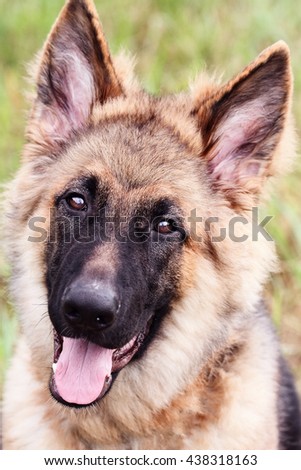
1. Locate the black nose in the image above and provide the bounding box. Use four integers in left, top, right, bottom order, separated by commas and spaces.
62, 279, 119, 331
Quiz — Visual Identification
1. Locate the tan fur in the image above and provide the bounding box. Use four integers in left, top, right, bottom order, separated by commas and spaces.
2, 0, 298, 450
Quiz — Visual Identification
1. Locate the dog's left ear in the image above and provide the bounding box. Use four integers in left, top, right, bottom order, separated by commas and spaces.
194, 42, 292, 195
29, 0, 122, 153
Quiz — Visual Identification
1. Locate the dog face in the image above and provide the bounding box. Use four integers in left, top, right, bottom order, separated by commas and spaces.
43, 116, 201, 406
7, 0, 293, 409
46, 128, 188, 350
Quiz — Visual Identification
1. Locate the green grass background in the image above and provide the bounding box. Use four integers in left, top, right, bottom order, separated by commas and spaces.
0, 0, 300, 394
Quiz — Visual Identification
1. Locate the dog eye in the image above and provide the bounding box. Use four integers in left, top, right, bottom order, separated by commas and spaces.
65, 193, 87, 211
155, 219, 176, 235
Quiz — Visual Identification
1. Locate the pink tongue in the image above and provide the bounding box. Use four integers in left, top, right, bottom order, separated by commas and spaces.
54, 337, 114, 405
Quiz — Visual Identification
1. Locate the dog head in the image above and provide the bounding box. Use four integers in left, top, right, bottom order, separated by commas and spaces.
7, 0, 294, 411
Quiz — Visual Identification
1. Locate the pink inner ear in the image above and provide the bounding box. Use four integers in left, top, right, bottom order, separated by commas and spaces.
208, 98, 270, 182
61, 51, 95, 128
38, 49, 95, 143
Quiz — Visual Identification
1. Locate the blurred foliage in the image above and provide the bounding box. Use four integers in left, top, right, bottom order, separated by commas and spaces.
0, 0, 300, 392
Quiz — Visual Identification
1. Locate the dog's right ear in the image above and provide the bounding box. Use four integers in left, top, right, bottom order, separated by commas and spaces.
28, 0, 122, 154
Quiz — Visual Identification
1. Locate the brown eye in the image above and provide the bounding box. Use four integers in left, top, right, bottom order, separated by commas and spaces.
156, 220, 175, 235
66, 193, 87, 211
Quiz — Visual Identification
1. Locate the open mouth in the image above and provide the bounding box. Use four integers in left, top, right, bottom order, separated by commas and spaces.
49, 329, 147, 408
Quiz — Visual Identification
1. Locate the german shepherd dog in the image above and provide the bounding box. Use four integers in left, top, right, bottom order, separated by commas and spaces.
2, 0, 301, 449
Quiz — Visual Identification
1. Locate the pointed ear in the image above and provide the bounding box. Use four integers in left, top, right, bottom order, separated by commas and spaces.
194, 42, 292, 195
29, 0, 123, 153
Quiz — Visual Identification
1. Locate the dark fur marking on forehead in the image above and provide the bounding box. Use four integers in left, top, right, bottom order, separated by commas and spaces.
91, 108, 198, 156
